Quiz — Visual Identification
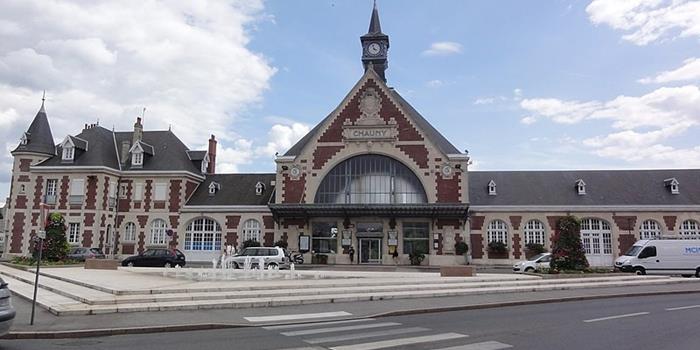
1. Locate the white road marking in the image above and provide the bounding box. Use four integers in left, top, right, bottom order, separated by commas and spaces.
264, 318, 374, 330
666, 304, 700, 311
583, 312, 650, 323
281, 322, 401, 337
432, 341, 513, 350
305, 326, 429, 344
245, 311, 352, 323
329, 333, 468, 350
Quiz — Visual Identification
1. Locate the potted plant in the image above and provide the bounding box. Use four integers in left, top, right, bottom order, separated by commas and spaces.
524, 242, 546, 259
487, 241, 508, 259
409, 251, 425, 266
454, 241, 469, 264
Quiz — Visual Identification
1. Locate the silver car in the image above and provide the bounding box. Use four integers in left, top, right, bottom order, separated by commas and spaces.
231, 247, 290, 269
0, 277, 15, 336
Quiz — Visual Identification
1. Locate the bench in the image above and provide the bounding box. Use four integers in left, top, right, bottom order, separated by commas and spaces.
440, 265, 475, 277
84, 259, 120, 270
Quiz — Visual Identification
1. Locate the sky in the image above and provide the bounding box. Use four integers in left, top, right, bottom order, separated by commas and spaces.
1, 0, 699, 206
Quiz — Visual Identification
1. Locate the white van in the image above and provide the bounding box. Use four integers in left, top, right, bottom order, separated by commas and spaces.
614, 238, 700, 277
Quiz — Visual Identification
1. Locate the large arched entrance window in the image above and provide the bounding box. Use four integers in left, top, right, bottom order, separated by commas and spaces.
581, 218, 613, 266
314, 154, 427, 204
185, 218, 222, 251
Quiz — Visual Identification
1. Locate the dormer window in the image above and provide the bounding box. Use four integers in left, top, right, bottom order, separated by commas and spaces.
129, 141, 152, 168
255, 182, 265, 196
62, 146, 74, 160
208, 181, 220, 195
132, 151, 143, 166
20, 132, 29, 145
201, 154, 209, 174
576, 179, 586, 195
664, 178, 679, 194
487, 180, 497, 196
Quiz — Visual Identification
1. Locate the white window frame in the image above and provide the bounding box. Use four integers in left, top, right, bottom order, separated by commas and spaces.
132, 151, 143, 166
680, 220, 699, 239
149, 219, 167, 245
154, 183, 167, 201
62, 146, 74, 160
255, 182, 264, 196
523, 219, 546, 245
46, 179, 58, 197
68, 223, 81, 245
184, 218, 222, 251
123, 222, 136, 242
640, 220, 662, 240
487, 180, 497, 196
581, 218, 612, 255
241, 219, 261, 242
134, 183, 143, 201
119, 183, 128, 199
576, 180, 586, 195
487, 219, 508, 244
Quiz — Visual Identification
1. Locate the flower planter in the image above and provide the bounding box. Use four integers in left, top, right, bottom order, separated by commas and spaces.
488, 250, 508, 259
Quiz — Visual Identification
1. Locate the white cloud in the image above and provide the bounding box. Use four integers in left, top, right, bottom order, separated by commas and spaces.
520, 85, 700, 166
0, 0, 276, 198
216, 139, 254, 173
520, 116, 537, 125
586, 0, 700, 45
255, 122, 310, 158
639, 57, 700, 84
473, 97, 496, 105
426, 79, 444, 88
422, 41, 462, 56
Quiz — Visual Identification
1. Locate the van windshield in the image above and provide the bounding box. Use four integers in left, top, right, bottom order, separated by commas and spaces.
624, 246, 642, 256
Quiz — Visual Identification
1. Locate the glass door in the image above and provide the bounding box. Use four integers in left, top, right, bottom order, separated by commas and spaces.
360, 238, 382, 264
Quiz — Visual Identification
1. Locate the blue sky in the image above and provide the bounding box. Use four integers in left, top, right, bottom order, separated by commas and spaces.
1, 0, 699, 204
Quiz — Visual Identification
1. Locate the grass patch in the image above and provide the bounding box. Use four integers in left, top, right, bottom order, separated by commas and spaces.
10, 256, 82, 266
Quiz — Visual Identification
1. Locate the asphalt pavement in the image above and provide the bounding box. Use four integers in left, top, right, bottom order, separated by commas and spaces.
6, 293, 700, 349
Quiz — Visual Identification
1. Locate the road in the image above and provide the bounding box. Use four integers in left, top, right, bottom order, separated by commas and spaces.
5, 293, 700, 350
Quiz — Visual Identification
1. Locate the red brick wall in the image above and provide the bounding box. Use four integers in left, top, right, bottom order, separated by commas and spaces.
17, 175, 30, 182
10, 213, 26, 253
512, 234, 522, 259
226, 215, 241, 230
19, 158, 32, 172
663, 216, 677, 231
312, 145, 344, 170
263, 216, 275, 230
185, 181, 198, 201
143, 180, 152, 212
101, 176, 110, 210
470, 234, 484, 259
82, 230, 93, 247
118, 180, 132, 212
509, 216, 522, 230
169, 215, 180, 247
470, 216, 485, 231
613, 216, 637, 231
32, 176, 44, 209
14, 195, 27, 209
85, 176, 98, 210
618, 234, 637, 256
264, 232, 274, 246
84, 213, 96, 226
137, 215, 148, 253
283, 173, 306, 203
436, 172, 460, 203
436, 219, 460, 229
397, 145, 429, 169
58, 176, 69, 209
169, 180, 182, 212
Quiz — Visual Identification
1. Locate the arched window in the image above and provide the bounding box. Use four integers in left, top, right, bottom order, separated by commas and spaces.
315, 154, 427, 204
150, 219, 167, 245
242, 219, 261, 242
639, 220, 662, 240
523, 219, 546, 245
581, 218, 612, 255
123, 222, 136, 242
487, 220, 509, 244
185, 218, 222, 251
679, 220, 699, 239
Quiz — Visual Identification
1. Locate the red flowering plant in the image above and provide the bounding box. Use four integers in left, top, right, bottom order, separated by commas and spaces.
550, 216, 589, 272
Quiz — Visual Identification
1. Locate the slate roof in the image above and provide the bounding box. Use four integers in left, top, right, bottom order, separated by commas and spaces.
132, 140, 154, 155
187, 150, 207, 161
67, 136, 88, 150
469, 169, 700, 207
12, 103, 56, 156
36, 126, 202, 174
186, 173, 277, 206
283, 88, 461, 157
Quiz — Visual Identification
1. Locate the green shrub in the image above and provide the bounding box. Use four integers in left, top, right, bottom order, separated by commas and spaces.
487, 241, 507, 254
550, 216, 589, 271
409, 252, 425, 265
454, 241, 469, 255
525, 243, 546, 255
31, 212, 69, 262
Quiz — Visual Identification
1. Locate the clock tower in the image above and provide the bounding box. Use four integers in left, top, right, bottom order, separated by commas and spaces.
361, 1, 389, 81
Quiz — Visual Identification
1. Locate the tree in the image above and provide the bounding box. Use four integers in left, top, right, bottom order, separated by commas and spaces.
35, 212, 70, 262
550, 216, 589, 271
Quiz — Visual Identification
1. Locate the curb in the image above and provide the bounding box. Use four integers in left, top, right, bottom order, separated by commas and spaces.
369, 289, 700, 318
5, 288, 700, 339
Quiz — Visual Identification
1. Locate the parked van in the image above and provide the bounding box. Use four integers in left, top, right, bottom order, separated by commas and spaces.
230, 247, 290, 270
614, 238, 700, 277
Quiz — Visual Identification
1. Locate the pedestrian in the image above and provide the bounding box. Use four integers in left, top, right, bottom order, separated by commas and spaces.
348, 246, 355, 263
392, 248, 399, 265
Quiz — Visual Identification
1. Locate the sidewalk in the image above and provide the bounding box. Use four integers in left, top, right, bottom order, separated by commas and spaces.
6, 281, 700, 339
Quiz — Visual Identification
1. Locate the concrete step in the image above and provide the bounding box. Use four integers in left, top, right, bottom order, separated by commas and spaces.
0, 265, 115, 304
2, 274, 87, 315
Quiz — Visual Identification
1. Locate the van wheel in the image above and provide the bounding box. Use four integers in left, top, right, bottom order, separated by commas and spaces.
634, 267, 646, 275
267, 263, 278, 270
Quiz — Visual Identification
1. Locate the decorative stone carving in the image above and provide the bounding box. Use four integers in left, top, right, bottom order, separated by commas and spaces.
289, 164, 302, 179
357, 88, 384, 126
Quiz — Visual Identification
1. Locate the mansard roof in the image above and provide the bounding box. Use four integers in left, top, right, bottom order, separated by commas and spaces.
283, 70, 461, 157
186, 173, 276, 206
469, 169, 700, 207
35, 125, 201, 174
12, 102, 56, 156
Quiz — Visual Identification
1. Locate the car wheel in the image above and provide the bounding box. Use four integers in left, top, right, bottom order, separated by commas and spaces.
233, 262, 240, 269
696, 268, 700, 278
127, 262, 134, 267
267, 263, 278, 270
681, 274, 692, 278
164, 262, 172, 268
634, 267, 646, 275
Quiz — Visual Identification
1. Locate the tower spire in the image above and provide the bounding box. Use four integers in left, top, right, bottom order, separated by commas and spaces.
40, 90, 46, 113
368, 0, 382, 34
361, 1, 390, 81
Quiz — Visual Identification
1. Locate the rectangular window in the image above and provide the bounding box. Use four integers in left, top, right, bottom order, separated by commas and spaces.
403, 222, 429, 255
132, 152, 143, 166
134, 183, 143, 201
119, 184, 128, 199
154, 183, 167, 201
45, 179, 58, 204
312, 222, 338, 254
68, 223, 81, 244
62, 147, 74, 160
69, 178, 84, 204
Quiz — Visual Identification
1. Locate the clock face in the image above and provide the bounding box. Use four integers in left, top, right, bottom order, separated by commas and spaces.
368, 42, 381, 55
442, 165, 453, 176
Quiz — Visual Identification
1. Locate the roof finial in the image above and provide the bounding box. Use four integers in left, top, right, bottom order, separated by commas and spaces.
39, 90, 46, 113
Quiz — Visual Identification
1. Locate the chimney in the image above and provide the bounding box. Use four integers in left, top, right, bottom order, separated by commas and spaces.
132, 117, 143, 145
207, 134, 217, 174
121, 140, 131, 164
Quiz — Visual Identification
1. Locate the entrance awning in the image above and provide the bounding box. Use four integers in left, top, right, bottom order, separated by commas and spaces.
268, 203, 469, 220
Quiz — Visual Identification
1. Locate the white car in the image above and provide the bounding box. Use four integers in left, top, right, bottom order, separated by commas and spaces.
230, 247, 291, 269
513, 252, 552, 273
